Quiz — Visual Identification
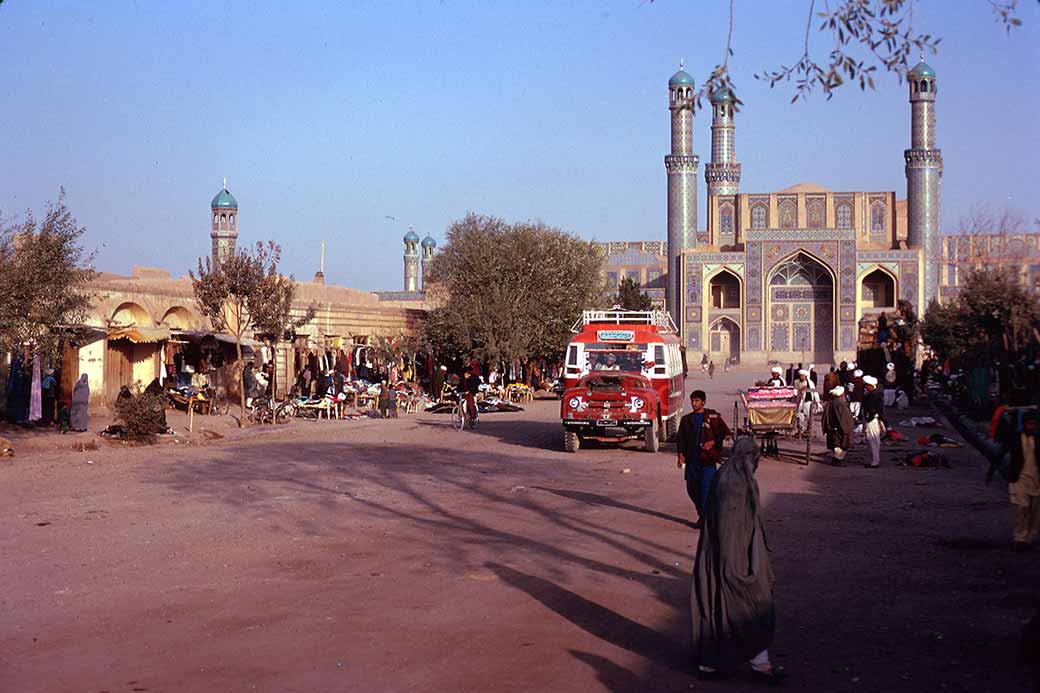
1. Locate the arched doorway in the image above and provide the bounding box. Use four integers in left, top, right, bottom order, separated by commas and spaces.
767, 252, 834, 363
110, 302, 150, 327
709, 317, 740, 363
709, 269, 741, 309
160, 306, 197, 330
860, 268, 896, 310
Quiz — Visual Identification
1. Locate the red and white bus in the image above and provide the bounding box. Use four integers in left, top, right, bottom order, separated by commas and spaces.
563, 309, 687, 441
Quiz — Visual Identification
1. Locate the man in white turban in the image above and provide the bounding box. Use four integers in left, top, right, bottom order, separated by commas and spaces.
848, 369, 865, 419
794, 369, 817, 433
822, 385, 854, 466
767, 366, 786, 387
861, 375, 887, 468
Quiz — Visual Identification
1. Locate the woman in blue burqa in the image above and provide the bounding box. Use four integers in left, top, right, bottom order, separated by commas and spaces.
70, 374, 89, 432
690, 436, 783, 682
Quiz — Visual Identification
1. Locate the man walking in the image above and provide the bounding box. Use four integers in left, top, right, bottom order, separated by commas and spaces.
822, 385, 854, 466
988, 411, 1040, 550
677, 390, 731, 528
861, 375, 887, 468
823, 366, 841, 402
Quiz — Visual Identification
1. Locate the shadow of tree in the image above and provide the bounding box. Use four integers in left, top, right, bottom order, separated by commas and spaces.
135, 416, 1038, 692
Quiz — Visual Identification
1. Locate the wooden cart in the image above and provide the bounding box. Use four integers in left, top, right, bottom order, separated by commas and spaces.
736, 386, 816, 464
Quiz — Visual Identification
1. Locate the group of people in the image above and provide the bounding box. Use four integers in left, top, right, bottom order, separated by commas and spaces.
760, 360, 896, 469
3, 352, 89, 432
820, 367, 889, 468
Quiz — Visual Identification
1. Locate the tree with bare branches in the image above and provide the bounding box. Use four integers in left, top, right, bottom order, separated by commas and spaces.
653, 0, 1031, 111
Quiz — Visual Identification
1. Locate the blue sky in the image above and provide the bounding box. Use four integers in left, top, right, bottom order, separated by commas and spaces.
1, 1, 1037, 290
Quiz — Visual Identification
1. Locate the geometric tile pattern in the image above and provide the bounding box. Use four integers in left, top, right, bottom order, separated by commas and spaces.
840, 325, 856, 350
793, 323, 812, 352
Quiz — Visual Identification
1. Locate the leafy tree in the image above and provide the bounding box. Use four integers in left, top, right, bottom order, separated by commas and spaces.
424, 213, 603, 366
921, 267, 1040, 361
616, 277, 652, 311
0, 190, 95, 358
249, 257, 316, 400
919, 298, 975, 362
653, 0, 1030, 110
191, 241, 301, 423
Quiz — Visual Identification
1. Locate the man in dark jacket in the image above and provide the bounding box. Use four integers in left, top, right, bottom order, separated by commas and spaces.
822, 386, 854, 466
823, 367, 841, 402
677, 390, 731, 528
461, 367, 482, 426
988, 411, 1040, 550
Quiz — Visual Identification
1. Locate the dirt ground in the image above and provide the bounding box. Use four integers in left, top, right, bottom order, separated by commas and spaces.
1, 367, 1036, 692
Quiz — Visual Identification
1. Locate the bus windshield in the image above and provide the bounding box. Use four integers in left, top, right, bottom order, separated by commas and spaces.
584, 343, 648, 373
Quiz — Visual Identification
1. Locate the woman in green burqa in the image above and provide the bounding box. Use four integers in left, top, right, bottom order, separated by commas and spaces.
690, 436, 784, 682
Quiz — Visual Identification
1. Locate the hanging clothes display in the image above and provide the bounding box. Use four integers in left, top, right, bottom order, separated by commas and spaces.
5, 350, 28, 423
29, 353, 42, 422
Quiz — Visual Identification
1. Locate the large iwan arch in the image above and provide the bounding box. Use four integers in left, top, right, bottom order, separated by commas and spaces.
765, 252, 835, 363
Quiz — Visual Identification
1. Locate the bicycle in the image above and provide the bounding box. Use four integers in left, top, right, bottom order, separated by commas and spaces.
273, 399, 296, 424
246, 397, 275, 425
452, 393, 479, 431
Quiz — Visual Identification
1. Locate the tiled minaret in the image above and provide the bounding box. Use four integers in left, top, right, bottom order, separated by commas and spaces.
403, 227, 420, 292
421, 235, 436, 291
705, 88, 741, 246
665, 63, 699, 329
904, 58, 943, 305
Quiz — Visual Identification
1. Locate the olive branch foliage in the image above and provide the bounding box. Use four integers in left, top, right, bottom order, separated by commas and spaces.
655, 0, 1031, 112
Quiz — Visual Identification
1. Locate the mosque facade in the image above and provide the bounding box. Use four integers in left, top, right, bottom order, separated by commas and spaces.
603, 60, 943, 367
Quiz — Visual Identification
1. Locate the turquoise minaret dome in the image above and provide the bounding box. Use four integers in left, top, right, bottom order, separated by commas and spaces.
211, 188, 238, 210
210, 179, 238, 265
908, 60, 935, 79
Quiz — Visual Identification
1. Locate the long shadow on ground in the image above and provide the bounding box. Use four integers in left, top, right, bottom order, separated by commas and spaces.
138, 423, 1038, 692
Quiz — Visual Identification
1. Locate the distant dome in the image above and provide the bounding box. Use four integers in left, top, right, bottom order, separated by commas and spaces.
421, 235, 436, 248
669, 69, 695, 87
908, 60, 935, 78
710, 88, 733, 104
211, 188, 238, 210
403, 230, 420, 243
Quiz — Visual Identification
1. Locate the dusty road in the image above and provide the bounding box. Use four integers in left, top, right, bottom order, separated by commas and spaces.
1, 369, 1036, 692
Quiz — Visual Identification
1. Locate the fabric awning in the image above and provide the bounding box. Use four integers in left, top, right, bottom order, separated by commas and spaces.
169, 330, 263, 349
211, 333, 263, 348
107, 326, 172, 343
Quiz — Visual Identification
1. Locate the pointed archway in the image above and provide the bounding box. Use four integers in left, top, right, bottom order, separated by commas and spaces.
766, 252, 835, 363
709, 317, 741, 363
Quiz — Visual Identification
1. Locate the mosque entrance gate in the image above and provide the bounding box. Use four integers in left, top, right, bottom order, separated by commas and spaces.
766, 253, 835, 365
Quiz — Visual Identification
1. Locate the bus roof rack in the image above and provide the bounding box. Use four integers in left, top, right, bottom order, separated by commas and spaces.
572, 309, 678, 334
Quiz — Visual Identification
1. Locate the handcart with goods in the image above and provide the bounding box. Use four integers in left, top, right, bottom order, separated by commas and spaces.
736, 385, 816, 464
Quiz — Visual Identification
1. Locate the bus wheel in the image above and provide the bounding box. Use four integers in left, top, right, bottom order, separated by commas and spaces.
644, 419, 660, 453
666, 414, 679, 441
564, 430, 581, 453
